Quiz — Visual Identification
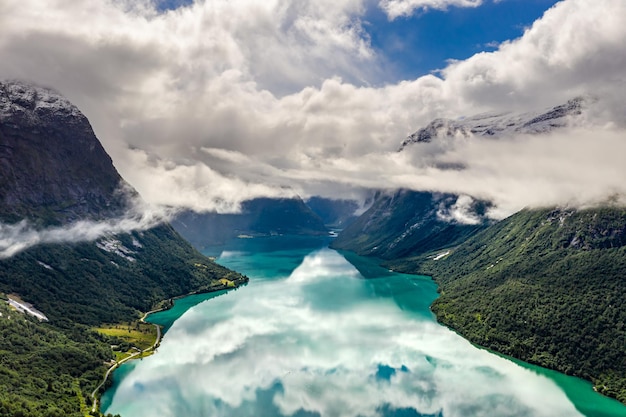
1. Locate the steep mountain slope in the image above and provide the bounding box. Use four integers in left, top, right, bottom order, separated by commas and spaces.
335, 98, 586, 260
331, 189, 490, 259
0, 80, 247, 416
173, 197, 328, 249
0, 80, 246, 322
390, 207, 626, 403
0, 225, 243, 326
0, 81, 132, 225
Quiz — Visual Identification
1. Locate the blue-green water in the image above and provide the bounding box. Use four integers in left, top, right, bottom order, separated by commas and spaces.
102, 236, 626, 417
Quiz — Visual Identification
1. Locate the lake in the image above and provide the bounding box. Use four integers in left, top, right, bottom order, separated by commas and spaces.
102, 236, 626, 417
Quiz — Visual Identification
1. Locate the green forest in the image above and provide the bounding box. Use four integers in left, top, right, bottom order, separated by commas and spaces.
0, 299, 109, 417
0, 225, 247, 416
390, 207, 626, 403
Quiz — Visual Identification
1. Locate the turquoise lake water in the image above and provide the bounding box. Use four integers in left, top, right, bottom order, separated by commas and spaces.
102, 236, 626, 417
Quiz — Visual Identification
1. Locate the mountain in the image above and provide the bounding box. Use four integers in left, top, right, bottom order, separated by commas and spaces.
0, 81, 247, 416
0, 224, 244, 326
334, 98, 587, 260
398, 97, 587, 150
0, 81, 133, 226
172, 197, 328, 249
305, 196, 362, 229
334, 98, 626, 404
0, 80, 246, 321
331, 189, 490, 259
388, 207, 626, 403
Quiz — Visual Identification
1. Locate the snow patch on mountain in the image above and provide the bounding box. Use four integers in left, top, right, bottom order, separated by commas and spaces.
0, 80, 82, 122
36, 260, 53, 270
399, 97, 590, 151
96, 237, 136, 262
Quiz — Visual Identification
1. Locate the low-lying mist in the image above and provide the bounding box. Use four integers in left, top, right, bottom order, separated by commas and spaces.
126, 126, 626, 220
0, 202, 172, 259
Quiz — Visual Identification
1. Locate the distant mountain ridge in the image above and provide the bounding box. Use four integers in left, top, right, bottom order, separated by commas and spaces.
173, 197, 328, 249
331, 190, 490, 259
305, 196, 363, 229
399, 97, 587, 150
334, 97, 590, 261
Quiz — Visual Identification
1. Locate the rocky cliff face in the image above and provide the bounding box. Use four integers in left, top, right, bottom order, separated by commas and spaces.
0, 80, 245, 323
0, 81, 132, 225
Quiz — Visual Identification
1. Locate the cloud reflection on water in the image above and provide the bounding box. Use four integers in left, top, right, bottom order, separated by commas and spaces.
105, 249, 582, 417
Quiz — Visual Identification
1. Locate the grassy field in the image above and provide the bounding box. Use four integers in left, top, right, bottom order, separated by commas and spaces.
94, 322, 158, 351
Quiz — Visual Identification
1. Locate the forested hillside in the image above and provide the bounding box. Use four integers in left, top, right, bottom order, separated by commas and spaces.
0, 225, 246, 416
331, 189, 489, 259
0, 225, 246, 326
0, 299, 111, 417
390, 207, 626, 403
0, 81, 248, 415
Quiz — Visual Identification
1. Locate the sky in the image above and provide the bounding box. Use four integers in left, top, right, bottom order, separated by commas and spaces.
1, 0, 625, 218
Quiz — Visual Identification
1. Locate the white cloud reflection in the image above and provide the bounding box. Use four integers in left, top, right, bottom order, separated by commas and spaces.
105, 249, 584, 417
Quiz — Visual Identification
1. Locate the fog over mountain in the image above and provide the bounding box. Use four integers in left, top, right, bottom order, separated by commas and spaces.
1, 0, 625, 216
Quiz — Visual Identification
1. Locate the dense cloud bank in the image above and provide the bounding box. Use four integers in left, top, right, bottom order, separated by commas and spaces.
1, 0, 625, 214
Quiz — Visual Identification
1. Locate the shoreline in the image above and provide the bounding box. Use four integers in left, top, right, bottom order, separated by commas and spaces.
342, 245, 626, 408
377, 253, 626, 407
416, 271, 625, 407
94, 241, 625, 416
91, 276, 249, 414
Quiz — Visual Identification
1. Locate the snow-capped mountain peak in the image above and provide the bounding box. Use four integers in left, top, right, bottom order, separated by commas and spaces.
399, 97, 589, 151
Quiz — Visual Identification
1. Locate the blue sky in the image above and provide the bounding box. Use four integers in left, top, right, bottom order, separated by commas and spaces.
365, 0, 561, 82
156, 0, 561, 84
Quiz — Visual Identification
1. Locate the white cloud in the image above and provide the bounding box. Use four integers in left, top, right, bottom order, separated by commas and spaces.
437, 195, 482, 224
119, 147, 296, 213
273, 127, 626, 219
441, 0, 626, 112
0, 0, 625, 215
0, 200, 171, 258
379, 0, 483, 20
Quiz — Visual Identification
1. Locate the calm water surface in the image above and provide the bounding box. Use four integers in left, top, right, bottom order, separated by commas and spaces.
102, 236, 626, 417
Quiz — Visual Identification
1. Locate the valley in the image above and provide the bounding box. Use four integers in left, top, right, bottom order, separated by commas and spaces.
1, 69, 625, 417
102, 236, 626, 417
